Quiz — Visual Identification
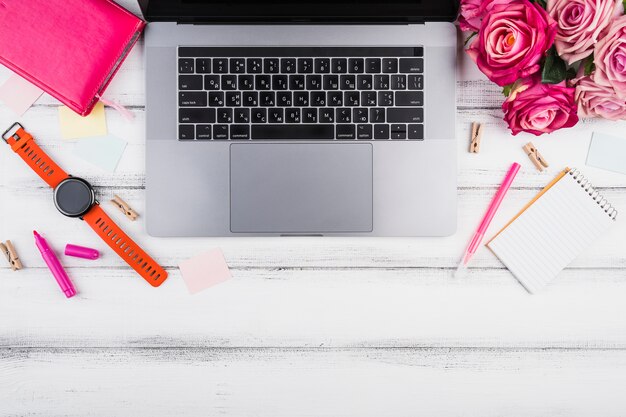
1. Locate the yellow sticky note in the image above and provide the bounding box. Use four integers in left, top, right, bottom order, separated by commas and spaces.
58, 102, 107, 140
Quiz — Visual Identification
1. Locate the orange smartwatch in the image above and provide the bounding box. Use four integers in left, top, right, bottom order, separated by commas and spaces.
2, 122, 168, 287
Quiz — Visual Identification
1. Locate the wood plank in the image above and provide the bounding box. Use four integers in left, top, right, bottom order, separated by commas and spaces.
1, 347, 626, 416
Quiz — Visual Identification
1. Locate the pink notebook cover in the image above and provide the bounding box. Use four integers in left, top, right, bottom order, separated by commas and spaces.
0, 0, 145, 116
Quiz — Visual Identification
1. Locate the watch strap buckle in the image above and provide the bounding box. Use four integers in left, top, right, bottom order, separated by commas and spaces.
2, 122, 32, 150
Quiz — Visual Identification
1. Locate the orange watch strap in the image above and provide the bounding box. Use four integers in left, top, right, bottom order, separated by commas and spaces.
5, 127, 69, 188
83, 205, 168, 287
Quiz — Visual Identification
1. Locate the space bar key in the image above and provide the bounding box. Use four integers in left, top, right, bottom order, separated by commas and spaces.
252, 124, 334, 140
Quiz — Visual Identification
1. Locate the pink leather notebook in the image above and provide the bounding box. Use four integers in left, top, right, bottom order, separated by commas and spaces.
0, 0, 145, 116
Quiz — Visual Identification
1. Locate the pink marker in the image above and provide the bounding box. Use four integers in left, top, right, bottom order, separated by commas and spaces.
455, 162, 521, 277
33, 231, 77, 298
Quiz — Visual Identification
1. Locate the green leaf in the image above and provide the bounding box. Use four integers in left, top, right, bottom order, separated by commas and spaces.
623, 0, 626, 13
502, 84, 513, 97
464, 32, 477, 47
535, 0, 547, 9
583, 55, 596, 76
541, 46, 567, 84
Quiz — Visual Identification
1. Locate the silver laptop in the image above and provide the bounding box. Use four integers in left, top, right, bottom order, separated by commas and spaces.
140, 0, 458, 237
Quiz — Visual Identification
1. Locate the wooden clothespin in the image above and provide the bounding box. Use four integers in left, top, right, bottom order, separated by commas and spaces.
1, 240, 23, 271
469, 122, 483, 153
110, 195, 139, 221
523, 142, 549, 172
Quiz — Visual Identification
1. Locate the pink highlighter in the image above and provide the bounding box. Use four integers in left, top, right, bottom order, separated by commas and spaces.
33, 231, 77, 298
455, 162, 521, 278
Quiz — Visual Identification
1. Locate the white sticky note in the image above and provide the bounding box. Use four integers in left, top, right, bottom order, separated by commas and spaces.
73, 135, 127, 172
58, 101, 107, 140
0, 73, 43, 116
586, 132, 626, 176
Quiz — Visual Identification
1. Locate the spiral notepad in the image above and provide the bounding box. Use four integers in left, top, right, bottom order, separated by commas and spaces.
488, 169, 617, 294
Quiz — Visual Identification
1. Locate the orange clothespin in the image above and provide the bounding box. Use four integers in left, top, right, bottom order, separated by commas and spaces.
469, 122, 483, 153
110, 195, 139, 221
1, 240, 23, 271
523, 142, 549, 172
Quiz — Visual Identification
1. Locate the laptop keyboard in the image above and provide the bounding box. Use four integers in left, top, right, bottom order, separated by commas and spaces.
177, 47, 424, 141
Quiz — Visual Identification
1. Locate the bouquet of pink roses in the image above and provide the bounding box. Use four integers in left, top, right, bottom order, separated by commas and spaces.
458, 0, 626, 136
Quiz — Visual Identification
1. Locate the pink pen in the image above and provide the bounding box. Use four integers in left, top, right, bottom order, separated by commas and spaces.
455, 162, 521, 277
33, 231, 77, 298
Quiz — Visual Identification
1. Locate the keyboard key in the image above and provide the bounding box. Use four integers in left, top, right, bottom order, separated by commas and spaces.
230, 125, 250, 140
361, 91, 377, 106
303, 108, 318, 123
247, 58, 263, 73
382, 58, 398, 73
370, 108, 385, 123
286, 108, 301, 123
298, 58, 314, 73
337, 124, 356, 139
395, 91, 423, 106
315, 58, 331, 73
256, 75, 272, 90
399, 58, 424, 73
265, 58, 280, 73
252, 108, 267, 123
213, 125, 229, 140
179, 108, 216, 123
238, 75, 254, 90
328, 91, 343, 107
243, 92, 259, 107
407, 75, 423, 90
365, 58, 381, 73
179, 58, 194, 73
353, 108, 368, 123
332, 58, 347, 73
230, 58, 246, 74
323, 75, 339, 90
374, 75, 390, 90
234, 108, 250, 123
345, 91, 360, 107
252, 125, 334, 140
311, 91, 326, 107
281, 58, 296, 73
196, 58, 211, 73
204, 75, 221, 90
226, 91, 241, 107
217, 108, 233, 123
319, 109, 335, 123
357, 124, 373, 140
272, 75, 289, 90
213, 58, 228, 73
387, 108, 423, 123
179, 124, 194, 140
289, 75, 305, 90
336, 108, 352, 123
374, 124, 390, 140
260, 91, 276, 106
179, 75, 203, 90
294, 91, 310, 107
222, 75, 237, 90
391, 75, 406, 90
196, 125, 212, 140
277, 91, 293, 106
378, 91, 394, 106
357, 75, 373, 90
348, 58, 364, 73
340, 75, 356, 90
408, 124, 424, 140
268, 108, 284, 123
179, 92, 207, 107
306, 75, 322, 90
209, 92, 224, 107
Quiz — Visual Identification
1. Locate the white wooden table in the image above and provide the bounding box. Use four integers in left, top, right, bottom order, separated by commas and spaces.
2, 2, 626, 415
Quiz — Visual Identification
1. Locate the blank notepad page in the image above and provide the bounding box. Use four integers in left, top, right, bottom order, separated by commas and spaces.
488, 171, 615, 293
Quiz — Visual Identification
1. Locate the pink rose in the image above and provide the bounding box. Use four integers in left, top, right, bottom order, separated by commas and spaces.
502, 76, 579, 136
467, 1, 558, 87
594, 16, 626, 98
457, 0, 509, 32
547, 0, 623, 65
575, 75, 626, 120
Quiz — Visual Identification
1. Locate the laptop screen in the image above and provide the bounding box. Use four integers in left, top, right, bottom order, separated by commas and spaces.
140, 0, 459, 23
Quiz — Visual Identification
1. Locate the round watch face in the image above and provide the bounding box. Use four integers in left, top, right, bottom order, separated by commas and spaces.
53, 177, 96, 218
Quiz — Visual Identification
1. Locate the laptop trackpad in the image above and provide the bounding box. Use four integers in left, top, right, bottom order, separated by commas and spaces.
230, 143, 373, 234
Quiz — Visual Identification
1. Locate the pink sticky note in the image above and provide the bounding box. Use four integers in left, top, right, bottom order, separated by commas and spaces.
0, 74, 44, 116
178, 248, 232, 294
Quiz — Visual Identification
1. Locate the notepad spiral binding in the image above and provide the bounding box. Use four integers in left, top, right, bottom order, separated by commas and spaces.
569, 169, 618, 220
